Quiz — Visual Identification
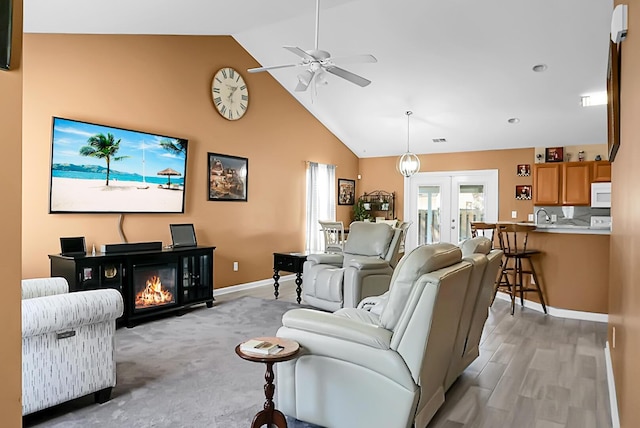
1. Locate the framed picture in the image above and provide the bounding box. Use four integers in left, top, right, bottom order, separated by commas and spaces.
545, 147, 564, 163
515, 185, 532, 200
517, 164, 531, 176
607, 40, 621, 162
338, 178, 355, 205
207, 153, 248, 201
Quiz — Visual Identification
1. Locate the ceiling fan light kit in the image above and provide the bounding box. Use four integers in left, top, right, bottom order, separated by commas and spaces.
247, 0, 376, 92
397, 111, 421, 178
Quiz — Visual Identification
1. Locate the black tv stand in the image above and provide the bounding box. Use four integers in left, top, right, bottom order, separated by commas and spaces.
49, 245, 216, 327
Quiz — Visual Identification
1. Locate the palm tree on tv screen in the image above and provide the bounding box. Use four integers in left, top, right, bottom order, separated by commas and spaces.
159, 138, 187, 156
79, 133, 129, 186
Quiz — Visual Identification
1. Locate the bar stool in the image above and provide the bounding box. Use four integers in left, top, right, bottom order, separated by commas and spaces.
495, 223, 547, 315
470, 221, 497, 247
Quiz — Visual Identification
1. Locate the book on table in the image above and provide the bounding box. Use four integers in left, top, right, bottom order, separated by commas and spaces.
241, 339, 284, 355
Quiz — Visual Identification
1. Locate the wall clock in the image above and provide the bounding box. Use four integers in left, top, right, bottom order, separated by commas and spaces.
211, 67, 249, 121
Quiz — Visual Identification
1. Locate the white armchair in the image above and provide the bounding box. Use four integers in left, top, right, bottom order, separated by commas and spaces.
302, 221, 402, 311
21, 277, 124, 415
276, 243, 474, 428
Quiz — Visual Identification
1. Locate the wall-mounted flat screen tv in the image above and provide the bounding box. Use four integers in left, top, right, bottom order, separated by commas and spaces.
49, 117, 189, 213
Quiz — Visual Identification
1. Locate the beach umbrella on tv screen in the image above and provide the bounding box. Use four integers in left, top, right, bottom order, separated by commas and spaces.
157, 168, 181, 186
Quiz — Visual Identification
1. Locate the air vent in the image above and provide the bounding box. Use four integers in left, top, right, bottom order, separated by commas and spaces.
432, 138, 447, 143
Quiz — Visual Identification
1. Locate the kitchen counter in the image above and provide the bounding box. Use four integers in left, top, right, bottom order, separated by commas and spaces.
533, 224, 611, 235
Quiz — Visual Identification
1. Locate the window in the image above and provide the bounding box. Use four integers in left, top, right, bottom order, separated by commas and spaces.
306, 162, 336, 252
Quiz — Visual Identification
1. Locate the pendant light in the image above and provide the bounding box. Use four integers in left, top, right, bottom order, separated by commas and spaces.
397, 111, 421, 177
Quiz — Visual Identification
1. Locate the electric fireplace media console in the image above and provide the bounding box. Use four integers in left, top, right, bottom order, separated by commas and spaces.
49, 245, 215, 327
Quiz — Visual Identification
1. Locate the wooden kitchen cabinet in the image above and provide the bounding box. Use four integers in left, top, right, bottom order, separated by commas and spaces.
592, 161, 612, 182
562, 162, 591, 205
533, 163, 561, 205
533, 161, 592, 206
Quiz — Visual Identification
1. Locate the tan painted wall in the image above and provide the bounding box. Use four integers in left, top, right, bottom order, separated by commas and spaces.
0, 1, 23, 425
609, 1, 640, 425
22, 34, 359, 289
359, 148, 535, 222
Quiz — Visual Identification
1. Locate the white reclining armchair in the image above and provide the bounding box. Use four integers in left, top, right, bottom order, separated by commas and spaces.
276, 243, 474, 428
21, 277, 124, 415
302, 221, 402, 311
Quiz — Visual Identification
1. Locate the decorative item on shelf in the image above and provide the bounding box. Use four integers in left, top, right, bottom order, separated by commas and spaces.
397, 111, 421, 177
595, 155, 602, 161
353, 199, 371, 222
515, 185, 532, 200
578, 150, 585, 162
517, 164, 531, 177
536, 153, 544, 163
338, 178, 355, 205
545, 147, 564, 163
565, 153, 572, 162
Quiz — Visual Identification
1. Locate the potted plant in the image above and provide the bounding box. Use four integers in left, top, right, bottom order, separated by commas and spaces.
353, 199, 371, 222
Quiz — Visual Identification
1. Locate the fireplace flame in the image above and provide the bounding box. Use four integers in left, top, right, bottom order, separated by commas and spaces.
135, 275, 174, 307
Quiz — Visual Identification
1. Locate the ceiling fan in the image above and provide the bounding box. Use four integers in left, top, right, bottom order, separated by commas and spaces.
247, 0, 377, 92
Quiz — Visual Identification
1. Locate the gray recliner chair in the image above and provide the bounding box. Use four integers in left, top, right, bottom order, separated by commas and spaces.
276, 243, 474, 428
302, 221, 402, 311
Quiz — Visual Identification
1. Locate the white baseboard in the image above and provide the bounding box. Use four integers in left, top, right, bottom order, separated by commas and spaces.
213, 274, 296, 297
605, 341, 621, 428
494, 291, 608, 323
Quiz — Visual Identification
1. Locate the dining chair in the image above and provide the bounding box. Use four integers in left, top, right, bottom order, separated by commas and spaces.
318, 220, 345, 253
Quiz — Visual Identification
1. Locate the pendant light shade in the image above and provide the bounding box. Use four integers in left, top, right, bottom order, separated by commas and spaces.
397, 111, 421, 177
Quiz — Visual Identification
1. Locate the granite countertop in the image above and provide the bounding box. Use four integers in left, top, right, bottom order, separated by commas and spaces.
532, 224, 610, 235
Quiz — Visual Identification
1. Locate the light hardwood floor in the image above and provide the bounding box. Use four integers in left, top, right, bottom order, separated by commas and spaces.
215, 278, 612, 428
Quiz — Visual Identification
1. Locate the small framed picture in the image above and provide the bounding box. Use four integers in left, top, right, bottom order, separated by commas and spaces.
516, 185, 532, 200
207, 153, 248, 201
517, 164, 531, 176
338, 178, 355, 205
545, 147, 564, 163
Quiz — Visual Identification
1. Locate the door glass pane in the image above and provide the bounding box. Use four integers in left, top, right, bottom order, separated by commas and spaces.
418, 186, 441, 244
458, 184, 485, 242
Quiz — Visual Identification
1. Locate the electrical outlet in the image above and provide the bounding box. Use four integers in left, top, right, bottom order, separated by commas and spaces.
551, 214, 558, 222
233, 261, 239, 271
528, 213, 534, 222
511, 210, 517, 219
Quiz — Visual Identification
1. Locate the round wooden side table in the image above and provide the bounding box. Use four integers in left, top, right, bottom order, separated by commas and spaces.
235, 336, 300, 428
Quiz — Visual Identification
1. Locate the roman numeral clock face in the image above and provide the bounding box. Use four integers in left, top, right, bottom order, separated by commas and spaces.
211, 67, 249, 121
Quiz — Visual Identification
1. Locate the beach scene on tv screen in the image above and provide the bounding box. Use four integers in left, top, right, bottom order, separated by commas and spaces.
50, 117, 188, 213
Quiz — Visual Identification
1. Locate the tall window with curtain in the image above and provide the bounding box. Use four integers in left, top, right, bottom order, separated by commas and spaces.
306, 162, 336, 252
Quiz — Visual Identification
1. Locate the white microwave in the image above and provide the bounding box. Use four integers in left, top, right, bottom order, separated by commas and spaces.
591, 182, 612, 208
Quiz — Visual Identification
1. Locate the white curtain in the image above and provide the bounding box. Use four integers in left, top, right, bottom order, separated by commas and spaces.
306, 162, 336, 252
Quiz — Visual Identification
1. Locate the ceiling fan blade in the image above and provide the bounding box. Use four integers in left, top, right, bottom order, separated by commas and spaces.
247, 63, 299, 73
331, 54, 378, 65
283, 46, 316, 62
324, 66, 372, 87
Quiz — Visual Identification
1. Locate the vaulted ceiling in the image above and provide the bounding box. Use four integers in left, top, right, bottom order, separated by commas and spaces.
24, 0, 614, 158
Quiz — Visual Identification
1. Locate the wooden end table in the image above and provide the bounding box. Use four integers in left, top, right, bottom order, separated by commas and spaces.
273, 252, 308, 303
235, 337, 300, 428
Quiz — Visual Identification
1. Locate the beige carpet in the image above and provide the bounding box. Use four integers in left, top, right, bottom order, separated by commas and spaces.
23, 296, 319, 428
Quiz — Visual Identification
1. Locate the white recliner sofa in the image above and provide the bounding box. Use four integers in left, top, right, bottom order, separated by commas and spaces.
21, 277, 124, 415
302, 221, 402, 311
276, 243, 474, 428
443, 237, 503, 390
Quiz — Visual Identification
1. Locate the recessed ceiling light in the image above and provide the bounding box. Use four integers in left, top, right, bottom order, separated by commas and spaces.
532, 64, 548, 72
507, 118, 520, 124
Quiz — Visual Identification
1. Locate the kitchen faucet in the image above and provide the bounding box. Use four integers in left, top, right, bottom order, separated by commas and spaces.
535, 208, 551, 224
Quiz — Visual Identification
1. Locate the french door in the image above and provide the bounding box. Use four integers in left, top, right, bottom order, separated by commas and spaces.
404, 170, 498, 251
